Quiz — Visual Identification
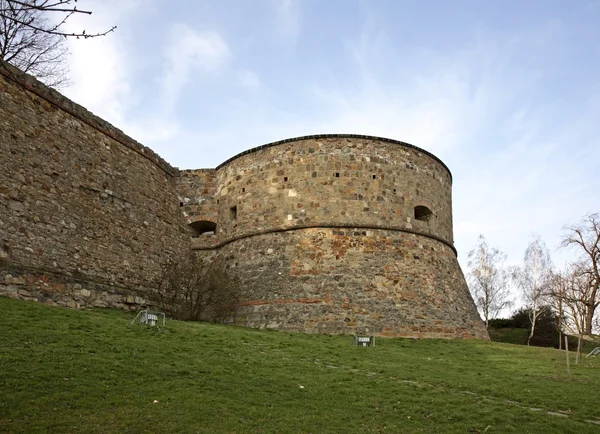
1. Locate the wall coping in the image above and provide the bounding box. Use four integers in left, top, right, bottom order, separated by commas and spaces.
215, 134, 453, 182
0, 61, 177, 177
179, 168, 217, 174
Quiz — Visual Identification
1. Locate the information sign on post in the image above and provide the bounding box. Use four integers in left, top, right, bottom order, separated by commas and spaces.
353, 335, 375, 347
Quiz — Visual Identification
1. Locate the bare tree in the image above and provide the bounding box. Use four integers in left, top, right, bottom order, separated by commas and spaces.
154, 254, 240, 323
512, 235, 553, 345
1, 0, 68, 86
561, 213, 600, 335
0, 1, 116, 38
467, 235, 513, 328
562, 263, 592, 363
0, 0, 115, 86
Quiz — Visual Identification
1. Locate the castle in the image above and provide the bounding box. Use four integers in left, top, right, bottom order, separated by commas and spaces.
0, 62, 489, 340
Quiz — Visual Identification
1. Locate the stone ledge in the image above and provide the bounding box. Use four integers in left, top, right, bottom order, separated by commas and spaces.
192, 224, 458, 256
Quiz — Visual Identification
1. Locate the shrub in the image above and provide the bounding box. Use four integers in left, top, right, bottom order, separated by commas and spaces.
154, 254, 240, 323
489, 307, 562, 348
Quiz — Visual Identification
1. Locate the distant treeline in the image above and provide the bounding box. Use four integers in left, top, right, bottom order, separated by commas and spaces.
489, 307, 597, 351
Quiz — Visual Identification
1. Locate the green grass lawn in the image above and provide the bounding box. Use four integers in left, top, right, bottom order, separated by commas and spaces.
488, 327, 530, 345
1, 297, 599, 433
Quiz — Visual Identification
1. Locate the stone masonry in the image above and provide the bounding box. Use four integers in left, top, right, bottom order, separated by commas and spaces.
178, 136, 488, 339
0, 62, 190, 309
0, 61, 488, 339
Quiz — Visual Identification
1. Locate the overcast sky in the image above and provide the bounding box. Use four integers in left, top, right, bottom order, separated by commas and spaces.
62, 0, 600, 299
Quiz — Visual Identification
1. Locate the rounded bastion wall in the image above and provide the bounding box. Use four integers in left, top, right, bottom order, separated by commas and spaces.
178, 135, 488, 339
216, 136, 453, 245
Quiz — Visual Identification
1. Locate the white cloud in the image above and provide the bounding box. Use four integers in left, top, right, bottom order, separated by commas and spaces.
63, 1, 139, 125
67, 19, 233, 150
273, 0, 301, 45
453, 90, 600, 272
161, 24, 231, 112
237, 70, 261, 88
306, 59, 492, 156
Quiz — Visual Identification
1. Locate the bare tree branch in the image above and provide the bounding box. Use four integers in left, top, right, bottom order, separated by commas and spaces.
154, 254, 240, 323
0, 0, 115, 87
561, 213, 600, 334
0, 1, 115, 39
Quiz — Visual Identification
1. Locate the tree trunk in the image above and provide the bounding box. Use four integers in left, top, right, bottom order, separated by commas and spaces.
558, 298, 563, 350
565, 335, 571, 380
527, 310, 537, 346
585, 305, 594, 335
557, 331, 562, 378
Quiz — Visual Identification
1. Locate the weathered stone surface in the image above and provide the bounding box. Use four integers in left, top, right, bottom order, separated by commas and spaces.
0, 265, 155, 310
0, 62, 190, 308
180, 136, 488, 339
178, 136, 455, 247
196, 229, 487, 339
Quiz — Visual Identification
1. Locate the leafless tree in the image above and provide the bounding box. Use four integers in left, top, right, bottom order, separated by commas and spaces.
561, 213, 600, 335
512, 235, 553, 345
1, 0, 68, 86
0, 0, 115, 87
549, 263, 593, 363
0, 1, 115, 38
563, 263, 592, 363
154, 254, 240, 323
467, 235, 513, 328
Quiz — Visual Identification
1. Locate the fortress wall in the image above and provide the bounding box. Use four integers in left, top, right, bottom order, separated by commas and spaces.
177, 169, 219, 221
213, 137, 454, 246
215, 228, 488, 339
184, 135, 488, 339
0, 64, 190, 308
0, 62, 486, 339
176, 169, 219, 249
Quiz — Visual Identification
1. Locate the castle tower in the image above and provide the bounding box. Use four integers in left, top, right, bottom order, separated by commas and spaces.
177, 135, 488, 339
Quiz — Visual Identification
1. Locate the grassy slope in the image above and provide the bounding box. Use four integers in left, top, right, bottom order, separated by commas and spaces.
1, 297, 599, 433
488, 327, 530, 345
489, 327, 600, 353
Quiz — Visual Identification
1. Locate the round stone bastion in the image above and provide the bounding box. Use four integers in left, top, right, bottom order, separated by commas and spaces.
177, 134, 489, 339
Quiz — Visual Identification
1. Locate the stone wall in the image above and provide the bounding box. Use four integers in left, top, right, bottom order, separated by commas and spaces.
214, 137, 454, 245
214, 228, 486, 339
0, 62, 190, 308
176, 169, 219, 249
180, 135, 488, 339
